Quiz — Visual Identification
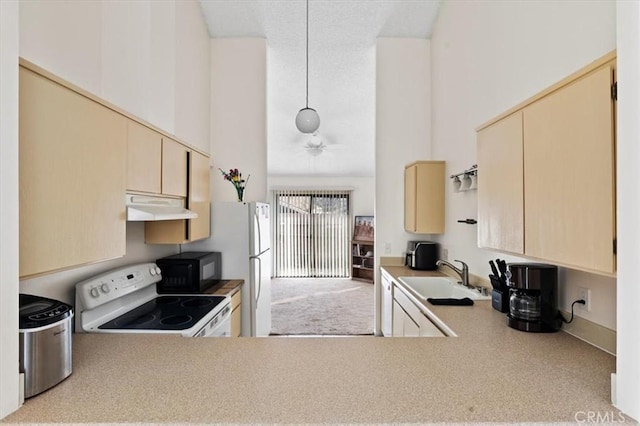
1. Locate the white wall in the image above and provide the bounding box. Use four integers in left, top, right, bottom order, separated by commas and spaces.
175, 1, 211, 151
615, 0, 640, 419
0, 0, 20, 418
375, 38, 432, 260
375, 38, 432, 334
19, 0, 103, 95
19, 0, 210, 154
430, 1, 617, 330
210, 38, 267, 203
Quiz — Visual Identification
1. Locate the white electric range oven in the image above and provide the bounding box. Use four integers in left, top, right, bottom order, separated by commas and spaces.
75, 263, 231, 337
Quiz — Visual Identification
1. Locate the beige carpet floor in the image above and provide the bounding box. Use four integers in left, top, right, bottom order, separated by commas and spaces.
270, 277, 374, 335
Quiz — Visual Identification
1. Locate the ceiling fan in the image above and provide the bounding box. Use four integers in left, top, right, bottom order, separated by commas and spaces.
302, 131, 346, 157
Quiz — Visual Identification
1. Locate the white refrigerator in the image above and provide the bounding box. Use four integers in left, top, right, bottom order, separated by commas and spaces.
187, 202, 271, 337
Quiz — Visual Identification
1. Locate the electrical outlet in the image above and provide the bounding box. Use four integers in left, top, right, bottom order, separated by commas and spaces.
578, 287, 591, 312
384, 242, 391, 254
442, 248, 448, 260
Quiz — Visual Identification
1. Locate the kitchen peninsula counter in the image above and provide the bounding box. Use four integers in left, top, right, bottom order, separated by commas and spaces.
4, 269, 622, 424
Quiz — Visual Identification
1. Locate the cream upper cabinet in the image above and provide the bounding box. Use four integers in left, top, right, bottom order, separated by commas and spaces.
146, 149, 211, 244
19, 66, 126, 277
477, 111, 524, 254
188, 151, 211, 241
404, 161, 445, 234
476, 51, 616, 275
126, 120, 162, 194
523, 66, 615, 274
161, 137, 189, 198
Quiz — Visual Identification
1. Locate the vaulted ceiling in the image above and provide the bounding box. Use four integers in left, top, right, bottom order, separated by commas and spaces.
200, 0, 442, 176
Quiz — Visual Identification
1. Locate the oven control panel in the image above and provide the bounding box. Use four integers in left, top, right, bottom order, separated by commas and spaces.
76, 263, 162, 310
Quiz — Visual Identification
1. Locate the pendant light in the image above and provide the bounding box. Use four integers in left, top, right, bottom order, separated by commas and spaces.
295, 0, 320, 134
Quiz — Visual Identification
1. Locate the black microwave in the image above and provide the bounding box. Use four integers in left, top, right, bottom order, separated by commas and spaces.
156, 252, 221, 294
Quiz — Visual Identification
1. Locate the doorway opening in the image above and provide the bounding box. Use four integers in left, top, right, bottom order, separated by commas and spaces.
273, 189, 350, 278
270, 189, 373, 335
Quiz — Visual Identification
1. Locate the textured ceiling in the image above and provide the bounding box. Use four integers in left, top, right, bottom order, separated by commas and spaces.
200, 0, 442, 176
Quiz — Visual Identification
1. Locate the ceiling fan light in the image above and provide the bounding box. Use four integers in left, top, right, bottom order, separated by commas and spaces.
295, 108, 320, 133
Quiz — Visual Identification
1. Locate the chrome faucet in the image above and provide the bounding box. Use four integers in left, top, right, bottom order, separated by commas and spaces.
436, 259, 470, 288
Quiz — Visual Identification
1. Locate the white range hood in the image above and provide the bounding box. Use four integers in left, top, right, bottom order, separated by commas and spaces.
126, 194, 197, 221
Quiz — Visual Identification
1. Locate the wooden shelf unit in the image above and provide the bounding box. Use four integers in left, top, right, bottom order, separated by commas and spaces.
351, 240, 374, 283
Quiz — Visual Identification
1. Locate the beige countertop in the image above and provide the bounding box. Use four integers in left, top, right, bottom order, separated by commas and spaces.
204, 279, 243, 297
3, 267, 624, 424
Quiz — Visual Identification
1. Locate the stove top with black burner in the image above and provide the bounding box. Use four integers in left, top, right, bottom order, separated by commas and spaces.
99, 295, 227, 330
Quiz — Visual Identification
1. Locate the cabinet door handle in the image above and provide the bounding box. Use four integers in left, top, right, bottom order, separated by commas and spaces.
457, 219, 477, 224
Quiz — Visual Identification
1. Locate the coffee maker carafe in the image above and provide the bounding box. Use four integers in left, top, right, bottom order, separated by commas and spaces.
506, 263, 561, 332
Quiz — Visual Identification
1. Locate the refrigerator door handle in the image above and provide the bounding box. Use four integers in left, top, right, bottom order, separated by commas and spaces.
251, 255, 262, 305
254, 210, 262, 254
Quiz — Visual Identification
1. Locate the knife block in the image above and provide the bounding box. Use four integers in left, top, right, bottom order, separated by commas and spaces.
492, 289, 509, 313
489, 275, 509, 313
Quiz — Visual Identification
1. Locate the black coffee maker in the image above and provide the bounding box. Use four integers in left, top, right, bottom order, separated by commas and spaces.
506, 263, 561, 332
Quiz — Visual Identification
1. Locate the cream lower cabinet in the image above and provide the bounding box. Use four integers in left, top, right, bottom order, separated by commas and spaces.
404, 161, 445, 234
145, 150, 211, 244
476, 52, 616, 275
19, 66, 127, 277
392, 284, 445, 337
230, 290, 242, 337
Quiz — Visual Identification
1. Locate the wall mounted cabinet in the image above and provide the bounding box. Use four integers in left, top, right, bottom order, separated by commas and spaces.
404, 161, 445, 234
145, 150, 211, 244
126, 120, 162, 194
523, 65, 615, 274
127, 121, 210, 244
126, 124, 194, 200
19, 58, 211, 277
161, 137, 189, 198
477, 111, 524, 254
19, 65, 127, 277
187, 151, 212, 241
476, 51, 616, 275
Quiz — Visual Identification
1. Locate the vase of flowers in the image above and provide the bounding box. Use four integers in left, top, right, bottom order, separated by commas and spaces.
219, 168, 250, 202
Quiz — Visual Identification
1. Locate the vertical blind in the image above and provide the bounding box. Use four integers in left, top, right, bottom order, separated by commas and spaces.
274, 189, 351, 278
